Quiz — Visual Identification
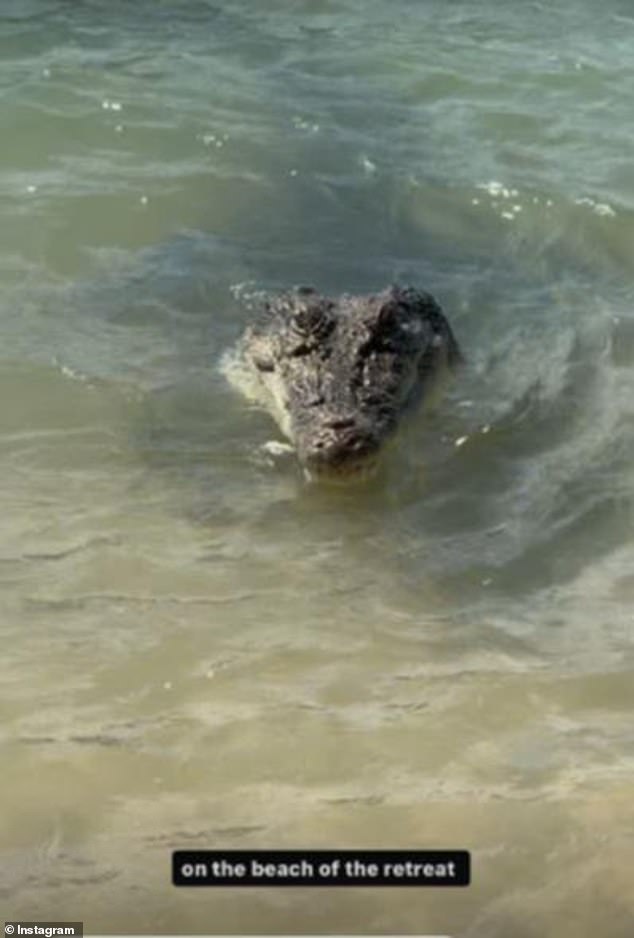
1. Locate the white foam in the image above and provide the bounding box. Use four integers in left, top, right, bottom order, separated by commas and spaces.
262, 440, 294, 456
574, 196, 616, 217
477, 180, 505, 196
360, 155, 377, 174
594, 202, 615, 217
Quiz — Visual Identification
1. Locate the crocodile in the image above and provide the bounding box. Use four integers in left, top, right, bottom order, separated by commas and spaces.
227, 284, 462, 481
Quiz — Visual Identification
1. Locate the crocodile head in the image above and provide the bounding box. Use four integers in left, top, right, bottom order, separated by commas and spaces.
238, 285, 461, 481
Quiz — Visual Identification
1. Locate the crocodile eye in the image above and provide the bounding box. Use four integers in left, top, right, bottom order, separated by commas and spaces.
253, 353, 275, 372
362, 300, 404, 353
292, 302, 334, 339
376, 300, 402, 332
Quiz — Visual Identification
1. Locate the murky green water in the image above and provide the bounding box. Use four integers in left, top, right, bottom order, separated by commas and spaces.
1, 1, 633, 935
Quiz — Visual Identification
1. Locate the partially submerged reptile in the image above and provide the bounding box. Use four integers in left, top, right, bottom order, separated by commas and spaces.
226, 285, 462, 480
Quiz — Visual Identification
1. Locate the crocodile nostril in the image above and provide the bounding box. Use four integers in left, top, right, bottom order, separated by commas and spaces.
325, 417, 356, 430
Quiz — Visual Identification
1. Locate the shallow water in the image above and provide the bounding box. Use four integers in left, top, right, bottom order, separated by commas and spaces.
1, 1, 633, 935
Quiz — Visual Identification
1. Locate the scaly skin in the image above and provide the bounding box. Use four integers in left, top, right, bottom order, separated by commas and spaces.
238, 285, 462, 480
